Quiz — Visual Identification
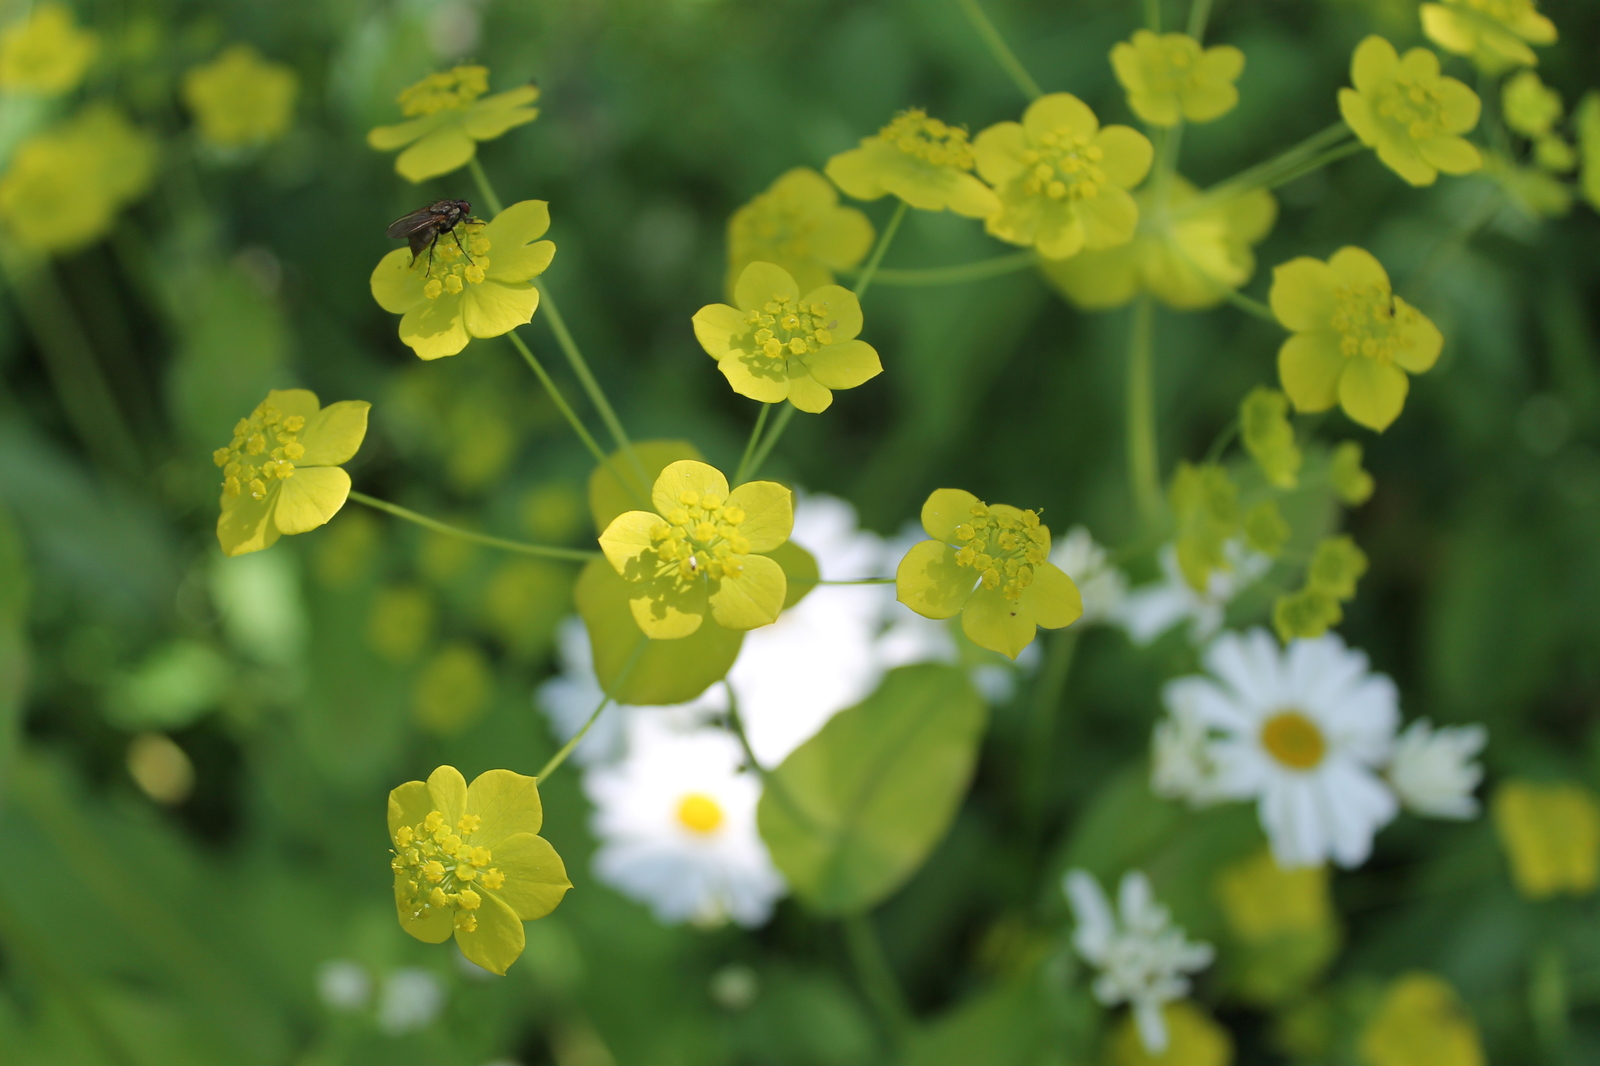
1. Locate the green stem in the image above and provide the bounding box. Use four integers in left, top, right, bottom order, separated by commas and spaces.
744, 403, 796, 480
853, 201, 908, 299
1145, 0, 1162, 31
733, 403, 771, 485
348, 491, 600, 561
1181, 121, 1352, 217
466, 156, 505, 216
0, 900, 142, 1066
862, 250, 1036, 287
1204, 417, 1240, 466
788, 576, 897, 586
1261, 139, 1365, 190
506, 330, 609, 469
724, 682, 767, 775
843, 912, 914, 1048
1225, 290, 1276, 322
1022, 628, 1079, 838
538, 645, 644, 781
1126, 293, 1162, 528
1186, 0, 1215, 39
955, 0, 1043, 100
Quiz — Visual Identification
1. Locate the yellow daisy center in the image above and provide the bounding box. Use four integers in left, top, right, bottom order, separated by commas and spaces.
212, 404, 306, 500
744, 294, 837, 363
391, 809, 505, 934
647, 490, 755, 583
877, 109, 976, 170
1019, 127, 1108, 202
397, 65, 490, 116
952, 502, 1050, 601
1261, 710, 1327, 770
1374, 76, 1449, 143
417, 222, 491, 300
676, 792, 725, 835
1330, 283, 1418, 363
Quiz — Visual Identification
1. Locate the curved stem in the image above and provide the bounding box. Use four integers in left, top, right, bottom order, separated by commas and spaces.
1181, 121, 1352, 218
853, 201, 908, 299
733, 403, 771, 485
506, 330, 609, 467
1126, 294, 1162, 528
538, 644, 644, 781
843, 912, 913, 1048
466, 157, 504, 216
348, 491, 599, 561
860, 251, 1036, 287
1144, 0, 1162, 30
724, 682, 767, 775
744, 403, 795, 481
956, 0, 1043, 100
1186, 0, 1215, 39
788, 576, 897, 587
1225, 290, 1276, 322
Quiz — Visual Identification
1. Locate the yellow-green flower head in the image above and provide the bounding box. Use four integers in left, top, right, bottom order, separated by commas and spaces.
974, 93, 1153, 261
1421, 0, 1556, 74
367, 66, 539, 183
213, 389, 370, 557
1578, 92, 1600, 210
597, 460, 794, 639
1492, 779, 1600, 899
825, 109, 1001, 219
389, 765, 571, 976
1339, 37, 1481, 188
371, 200, 555, 361
1111, 30, 1245, 127
1106, 1002, 1233, 1066
1270, 247, 1442, 432
1501, 70, 1561, 138
0, 104, 156, 254
895, 489, 1082, 660
727, 167, 873, 298
1040, 176, 1276, 311
0, 2, 97, 95
1358, 973, 1485, 1066
182, 45, 298, 149
693, 261, 882, 413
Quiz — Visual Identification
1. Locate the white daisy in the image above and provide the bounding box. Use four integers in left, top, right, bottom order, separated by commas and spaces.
586, 718, 785, 927
1387, 719, 1487, 820
1171, 628, 1400, 868
1118, 540, 1269, 647
1064, 868, 1214, 1054
1049, 525, 1128, 625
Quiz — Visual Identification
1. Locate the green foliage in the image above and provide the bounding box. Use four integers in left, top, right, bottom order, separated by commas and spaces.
1170, 462, 1239, 591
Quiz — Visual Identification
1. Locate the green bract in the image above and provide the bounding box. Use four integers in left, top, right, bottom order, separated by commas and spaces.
1170, 462, 1239, 591
1241, 387, 1302, 490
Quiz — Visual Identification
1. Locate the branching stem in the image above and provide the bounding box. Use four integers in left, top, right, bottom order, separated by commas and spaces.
348, 491, 599, 561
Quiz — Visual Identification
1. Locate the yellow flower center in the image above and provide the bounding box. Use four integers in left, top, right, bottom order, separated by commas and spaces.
397, 65, 490, 116
213, 403, 306, 500
1374, 76, 1449, 143
676, 792, 725, 834
1330, 283, 1421, 363
877, 109, 976, 170
1142, 37, 1210, 96
952, 501, 1049, 601
391, 809, 506, 934
647, 490, 754, 583
416, 222, 491, 300
1019, 127, 1108, 202
744, 294, 837, 363
1260, 710, 1327, 770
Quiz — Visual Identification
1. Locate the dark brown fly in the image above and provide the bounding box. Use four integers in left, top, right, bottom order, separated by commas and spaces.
386, 199, 479, 269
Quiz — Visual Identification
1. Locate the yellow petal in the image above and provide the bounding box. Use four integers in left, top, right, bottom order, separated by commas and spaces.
1269, 257, 1338, 331
1024, 93, 1099, 139
399, 293, 471, 360
1095, 126, 1154, 188
466, 769, 544, 845
708, 552, 786, 630
260, 389, 320, 422
489, 832, 572, 920
1376, 136, 1438, 186
598, 509, 662, 575
693, 302, 747, 357
768, 540, 819, 608
733, 260, 800, 312
454, 890, 525, 975
895, 539, 975, 619
1339, 88, 1382, 147
960, 585, 1039, 660
1418, 134, 1481, 175
1338, 357, 1409, 431
1350, 35, 1398, 94
427, 764, 469, 827
784, 370, 833, 413
1278, 331, 1345, 413
367, 113, 442, 151
394, 871, 454, 943
483, 199, 550, 248
388, 780, 432, 841
806, 339, 882, 390
940, 172, 1004, 219
921, 488, 981, 542
217, 487, 279, 557
462, 279, 538, 338
298, 400, 370, 466
973, 121, 1028, 186
1034, 210, 1086, 260
824, 144, 888, 201
719, 352, 791, 404
629, 571, 708, 639
485, 239, 554, 286
395, 124, 476, 183
652, 460, 729, 516
1398, 46, 1441, 83
1436, 78, 1483, 134
462, 87, 540, 139
803, 284, 862, 342
1023, 562, 1083, 630
1328, 247, 1390, 290
371, 247, 428, 313
1039, 242, 1142, 310
726, 480, 793, 550
272, 466, 351, 535
1077, 185, 1140, 250
1392, 297, 1444, 374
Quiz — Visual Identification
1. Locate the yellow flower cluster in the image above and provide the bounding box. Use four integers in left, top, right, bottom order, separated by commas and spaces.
0, 105, 156, 254
182, 45, 298, 149
1493, 780, 1600, 899
1422, 0, 1556, 74
1340, 37, 1481, 187
1111, 30, 1244, 127
368, 66, 540, 182
0, 2, 97, 94
826, 109, 999, 218
726, 168, 873, 295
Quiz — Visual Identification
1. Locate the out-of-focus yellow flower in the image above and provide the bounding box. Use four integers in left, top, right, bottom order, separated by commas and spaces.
1215, 850, 1339, 1005
825, 109, 1000, 218
1579, 92, 1600, 209
1274, 534, 1369, 642
1502, 70, 1561, 138
1169, 462, 1238, 591
896, 489, 1081, 659
368, 585, 435, 664
413, 642, 492, 736
727, 167, 873, 298
1493, 779, 1600, 899
182, 44, 298, 149
1106, 1002, 1233, 1066
1358, 972, 1484, 1066
389, 765, 571, 975
1339, 37, 1481, 188
367, 66, 539, 183
1040, 177, 1275, 310
213, 389, 370, 557
370, 200, 555, 360
1112, 31, 1245, 127
1482, 150, 1572, 218
1421, 0, 1556, 74
0, 104, 156, 254
693, 261, 881, 413
1331, 441, 1375, 505
0, 2, 97, 95
598, 460, 793, 639
1240, 387, 1301, 490
1269, 247, 1442, 431
974, 93, 1153, 261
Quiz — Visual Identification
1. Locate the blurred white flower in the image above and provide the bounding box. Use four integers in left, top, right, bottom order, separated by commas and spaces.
316, 959, 371, 1011
1118, 541, 1269, 647
1150, 689, 1226, 808
1388, 719, 1487, 820
1049, 525, 1127, 624
1064, 869, 1213, 1055
376, 967, 446, 1035
1171, 629, 1399, 868
586, 718, 785, 927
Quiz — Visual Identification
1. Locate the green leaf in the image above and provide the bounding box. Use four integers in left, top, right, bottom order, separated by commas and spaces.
587, 439, 703, 533
757, 663, 986, 915
901, 974, 1087, 1066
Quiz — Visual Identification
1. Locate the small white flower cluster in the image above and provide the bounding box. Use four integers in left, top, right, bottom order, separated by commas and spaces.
1151, 628, 1487, 869
316, 959, 446, 1036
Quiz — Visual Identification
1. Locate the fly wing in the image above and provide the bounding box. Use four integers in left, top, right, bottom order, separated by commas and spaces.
386, 210, 439, 240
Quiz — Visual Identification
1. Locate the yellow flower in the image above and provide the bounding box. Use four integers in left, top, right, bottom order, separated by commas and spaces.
1338, 37, 1481, 187
825, 109, 1000, 218
389, 765, 571, 975
0, 104, 157, 254
1358, 972, 1484, 1066
895, 489, 1081, 659
597, 460, 793, 639
1492, 779, 1600, 899
1215, 849, 1339, 1005
213, 389, 370, 557
1106, 1002, 1233, 1066
1269, 247, 1442, 432
1502, 70, 1561, 138
727, 167, 874, 297
693, 261, 882, 413
370, 200, 555, 360
413, 642, 493, 736
1111, 31, 1245, 127
1580, 92, 1600, 210
974, 93, 1153, 261
0, 2, 97, 94
1040, 177, 1275, 310
1421, 0, 1556, 74
367, 66, 539, 183
182, 45, 298, 149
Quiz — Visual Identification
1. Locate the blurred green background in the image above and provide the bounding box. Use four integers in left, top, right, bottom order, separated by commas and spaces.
1, 0, 1599, 1063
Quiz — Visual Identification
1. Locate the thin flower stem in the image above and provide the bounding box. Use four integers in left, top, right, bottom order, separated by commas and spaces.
852, 201, 908, 300
861, 250, 1036, 286
1204, 417, 1240, 466
788, 576, 898, 586
1181, 121, 1352, 217
956, 0, 1043, 100
1225, 290, 1276, 322
1126, 293, 1163, 528
1261, 139, 1365, 191
538, 645, 645, 782
843, 912, 914, 1048
348, 491, 600, 561
744, 403, 795, 480
1187, 0, 1215, 40
1022, 628, 1079, 840
466, 157, 504, 216
723, 682, 767, 775
1144, 0, 1162, 31
733, 403, 771, 485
